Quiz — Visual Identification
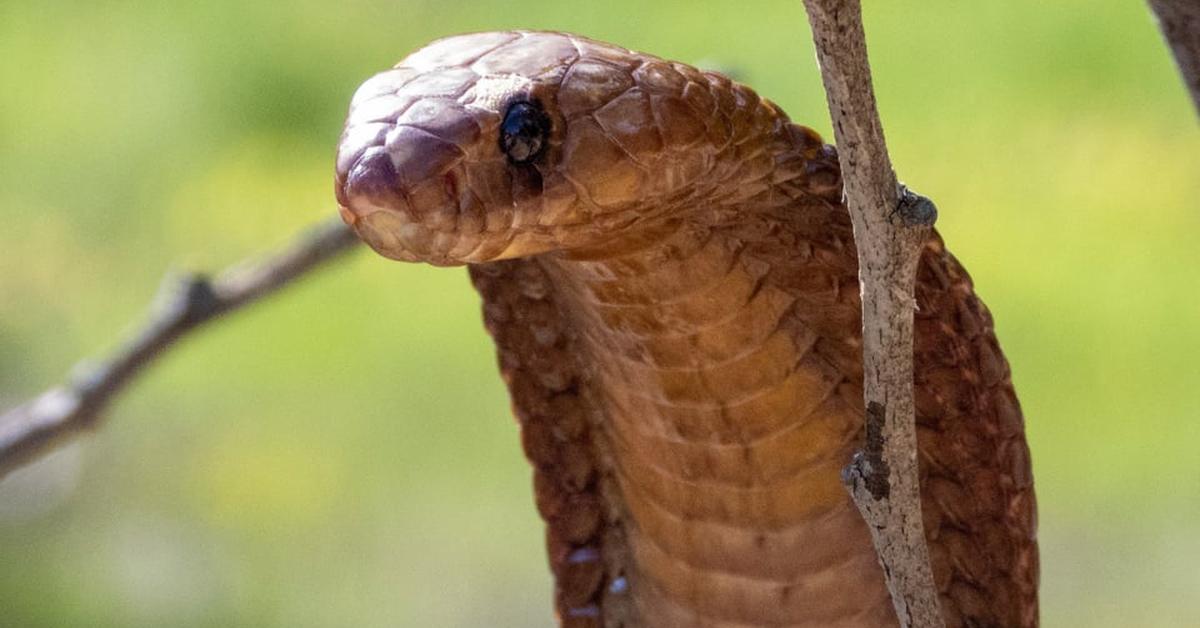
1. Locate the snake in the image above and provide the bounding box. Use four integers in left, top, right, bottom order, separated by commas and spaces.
333, 31, 1038, 627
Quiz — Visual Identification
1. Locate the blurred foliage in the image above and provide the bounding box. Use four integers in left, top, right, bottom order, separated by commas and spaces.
1, 1, 1198, 626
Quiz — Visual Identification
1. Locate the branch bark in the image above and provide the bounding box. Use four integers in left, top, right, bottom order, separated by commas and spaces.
801, 1, 943, 626
1149, 0, 1200, 116
0, 217, 359, 480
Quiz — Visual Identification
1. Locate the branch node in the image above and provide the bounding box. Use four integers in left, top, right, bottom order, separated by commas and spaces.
158, 272, 220, 324
894, 185, 938, 227
844, 401, 891, 500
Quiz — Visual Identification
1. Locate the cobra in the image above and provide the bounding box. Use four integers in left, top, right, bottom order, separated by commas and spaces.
335, 31, 1038, 628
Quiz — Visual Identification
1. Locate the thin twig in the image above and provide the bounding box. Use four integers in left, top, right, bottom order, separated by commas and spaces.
0, 217, 359, 480
800, 1, 943, 626
1149, 0, 1200, 116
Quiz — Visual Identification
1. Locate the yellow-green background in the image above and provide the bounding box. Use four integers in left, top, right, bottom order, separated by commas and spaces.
1, 1, 1197, 626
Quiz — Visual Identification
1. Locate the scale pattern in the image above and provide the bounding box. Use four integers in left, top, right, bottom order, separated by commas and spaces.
335, 30, 1038, 627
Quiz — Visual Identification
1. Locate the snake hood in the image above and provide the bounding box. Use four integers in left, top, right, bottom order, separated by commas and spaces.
335, 30, 839, 266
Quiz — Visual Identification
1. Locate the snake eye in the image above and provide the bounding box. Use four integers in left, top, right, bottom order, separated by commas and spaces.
500, 101, 550, 164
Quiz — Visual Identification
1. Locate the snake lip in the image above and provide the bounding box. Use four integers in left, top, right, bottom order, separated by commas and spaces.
344, 205, 472, 267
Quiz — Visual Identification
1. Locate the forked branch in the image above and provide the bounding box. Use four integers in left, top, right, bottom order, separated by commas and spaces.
801, 0, 944, 626
0, 218, 359, 480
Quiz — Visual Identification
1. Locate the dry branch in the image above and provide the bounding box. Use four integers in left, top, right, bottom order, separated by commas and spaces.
801, 0, 943, 626
1149, 0, 1200, 116
0, 217, 359, 480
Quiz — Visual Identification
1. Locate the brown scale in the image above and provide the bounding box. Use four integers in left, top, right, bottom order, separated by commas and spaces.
336, 30, 1038, 627
470, 259, 624, 627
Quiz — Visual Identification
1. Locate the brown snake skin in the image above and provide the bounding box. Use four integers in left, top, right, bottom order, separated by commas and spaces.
334, 31, 1038, 627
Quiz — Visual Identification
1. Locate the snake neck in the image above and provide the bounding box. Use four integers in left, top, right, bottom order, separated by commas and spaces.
530, 171, 899, 626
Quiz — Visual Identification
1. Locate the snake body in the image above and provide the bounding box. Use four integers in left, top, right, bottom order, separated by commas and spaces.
334, 31, 1038, 627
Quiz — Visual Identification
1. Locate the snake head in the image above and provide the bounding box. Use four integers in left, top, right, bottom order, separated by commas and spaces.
336, 31, 819, 265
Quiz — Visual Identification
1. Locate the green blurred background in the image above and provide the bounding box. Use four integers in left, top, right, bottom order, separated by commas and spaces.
1, 1, 1197, 626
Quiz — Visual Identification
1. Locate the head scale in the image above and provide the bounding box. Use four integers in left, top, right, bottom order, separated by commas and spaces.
335, 31, 824, 265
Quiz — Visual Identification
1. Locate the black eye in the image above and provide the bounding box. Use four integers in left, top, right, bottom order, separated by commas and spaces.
500, 101, 550, 164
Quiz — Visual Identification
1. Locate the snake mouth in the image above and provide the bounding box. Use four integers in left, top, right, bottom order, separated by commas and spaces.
338, 205, 465, 266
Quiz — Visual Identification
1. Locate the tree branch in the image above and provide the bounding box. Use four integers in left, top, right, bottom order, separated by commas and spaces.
0, 217, 359, 480
1149, 0, 1200, 116
801, 1, 943, 626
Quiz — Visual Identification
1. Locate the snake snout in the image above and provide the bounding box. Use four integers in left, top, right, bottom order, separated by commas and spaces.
337, 111, 478, 264
339, 149, 407, 217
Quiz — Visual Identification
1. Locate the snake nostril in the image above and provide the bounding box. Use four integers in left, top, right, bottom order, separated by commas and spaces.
342, 148, 407, 214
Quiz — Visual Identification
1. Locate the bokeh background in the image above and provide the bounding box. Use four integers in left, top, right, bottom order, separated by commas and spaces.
2, 1, 1197, 626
